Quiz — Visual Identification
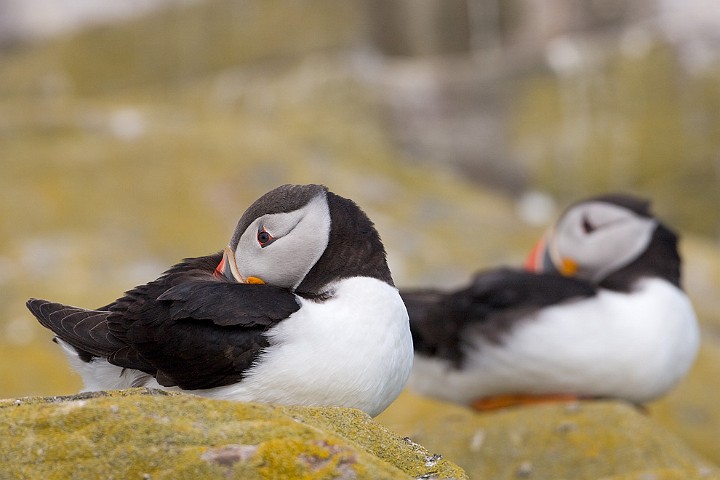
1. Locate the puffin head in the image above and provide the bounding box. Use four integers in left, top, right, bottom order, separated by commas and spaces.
524, 194, 667, 286
215, 184, 393, 296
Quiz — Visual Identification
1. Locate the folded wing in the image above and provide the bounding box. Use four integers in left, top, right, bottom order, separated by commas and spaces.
403, 267, 597, 367
27, 254, 301, 390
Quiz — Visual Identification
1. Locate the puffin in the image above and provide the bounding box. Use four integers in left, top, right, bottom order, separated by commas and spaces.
403, 194, 699, 410
27, 184, 413, 417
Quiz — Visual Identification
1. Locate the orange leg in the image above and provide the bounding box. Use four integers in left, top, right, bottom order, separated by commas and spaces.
470, 393, 582, 411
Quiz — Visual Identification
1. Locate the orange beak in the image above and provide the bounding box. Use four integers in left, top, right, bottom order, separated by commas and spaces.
214, 246, 265, 284
557, 257, 578, 276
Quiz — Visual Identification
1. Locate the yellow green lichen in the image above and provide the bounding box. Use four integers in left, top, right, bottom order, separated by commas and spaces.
0, 389, 466, 480
282, 405, 467, 479
379, 391, 720, 480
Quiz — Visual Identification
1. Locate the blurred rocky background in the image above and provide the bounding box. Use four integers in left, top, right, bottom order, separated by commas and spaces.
1, 0, 719, 477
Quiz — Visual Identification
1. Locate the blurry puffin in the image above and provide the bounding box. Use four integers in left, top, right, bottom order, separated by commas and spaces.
403, 194, 699, 410
27, 184, 413, 417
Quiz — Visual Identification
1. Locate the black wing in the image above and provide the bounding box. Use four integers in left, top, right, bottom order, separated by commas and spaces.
402, 267, 597, 367
463, 267, 598, 311
27, 253, 301, 390
26, 299, 124, 362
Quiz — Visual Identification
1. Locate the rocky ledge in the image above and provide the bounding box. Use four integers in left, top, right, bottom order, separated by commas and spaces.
0, 388, 466, 479
378, 392, 720, 480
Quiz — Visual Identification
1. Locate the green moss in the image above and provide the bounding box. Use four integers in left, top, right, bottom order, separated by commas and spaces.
255, 438, 360, 479
0, 389, 466, 479
283, 405, 467, 479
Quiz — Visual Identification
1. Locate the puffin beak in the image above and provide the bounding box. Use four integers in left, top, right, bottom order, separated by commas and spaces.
524, 232, 578, 277
524, 235, 548, 272
214, 246, 265, 284
557, 257, 578, 276
214, 247, 245, 283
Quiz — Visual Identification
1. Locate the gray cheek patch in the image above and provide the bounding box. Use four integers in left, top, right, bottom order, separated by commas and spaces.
551, 202, 658, 283
234, 194, 331, 290
583, 218, 657, 283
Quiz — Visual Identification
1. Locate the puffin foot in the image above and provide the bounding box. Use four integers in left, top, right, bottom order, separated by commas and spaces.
470, 393, 582, 411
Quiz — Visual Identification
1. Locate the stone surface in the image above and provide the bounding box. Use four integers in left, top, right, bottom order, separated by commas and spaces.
378, 392, 720, 480
0, 388, 467, 480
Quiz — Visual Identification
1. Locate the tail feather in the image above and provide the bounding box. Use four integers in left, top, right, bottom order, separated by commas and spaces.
26, 298, 124, 359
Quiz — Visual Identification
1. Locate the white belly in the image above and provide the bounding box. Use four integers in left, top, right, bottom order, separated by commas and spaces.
60, 277, 413, 417
200, 277, 414, 416
409, 278, 699, 404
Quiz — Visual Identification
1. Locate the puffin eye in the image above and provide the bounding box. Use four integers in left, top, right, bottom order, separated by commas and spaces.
257, 228, 274, 248
581, 215, 596, 234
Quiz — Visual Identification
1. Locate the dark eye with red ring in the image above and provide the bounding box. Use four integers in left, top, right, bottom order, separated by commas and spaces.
257, 228, 274, 247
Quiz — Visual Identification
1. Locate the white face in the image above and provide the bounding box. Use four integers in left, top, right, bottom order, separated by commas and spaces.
233, 193, 331, 289
548, 201, 657, 283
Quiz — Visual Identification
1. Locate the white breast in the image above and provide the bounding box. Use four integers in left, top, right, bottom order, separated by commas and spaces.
199, 277, 414, 417
409, 278, 699, 404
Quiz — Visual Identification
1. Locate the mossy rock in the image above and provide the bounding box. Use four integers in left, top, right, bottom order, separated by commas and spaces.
379, 392, 720, 480
0, 388, 466, 480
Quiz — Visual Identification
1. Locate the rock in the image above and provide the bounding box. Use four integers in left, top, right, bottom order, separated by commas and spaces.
0, 388, 466, 480
378, 391, 720, 480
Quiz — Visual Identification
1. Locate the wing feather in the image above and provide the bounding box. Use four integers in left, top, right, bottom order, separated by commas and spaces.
27, 253, 301, 390
26, 299, 123, 358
